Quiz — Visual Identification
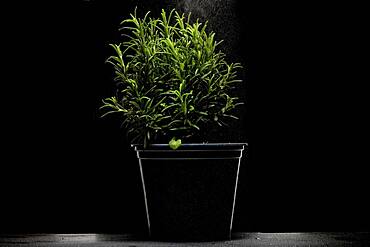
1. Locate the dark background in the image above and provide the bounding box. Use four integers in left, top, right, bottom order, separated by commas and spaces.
1, 0, 369, 234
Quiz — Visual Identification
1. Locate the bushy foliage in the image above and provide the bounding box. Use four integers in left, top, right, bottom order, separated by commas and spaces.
100, 8, 243, 147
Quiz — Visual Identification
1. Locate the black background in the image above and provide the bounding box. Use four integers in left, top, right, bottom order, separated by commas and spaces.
1, 0, 369, 234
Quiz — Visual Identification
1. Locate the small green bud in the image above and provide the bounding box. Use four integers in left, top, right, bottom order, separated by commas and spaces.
169, 137, 182, 150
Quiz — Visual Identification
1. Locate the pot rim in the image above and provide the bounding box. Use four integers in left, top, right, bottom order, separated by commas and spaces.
132, 143, 248, 151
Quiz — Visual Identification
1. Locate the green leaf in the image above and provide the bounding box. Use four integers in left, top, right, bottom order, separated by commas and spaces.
169, 137, 181, 150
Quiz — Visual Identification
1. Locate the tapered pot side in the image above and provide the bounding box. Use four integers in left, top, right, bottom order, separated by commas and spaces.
132, 143, 247, 241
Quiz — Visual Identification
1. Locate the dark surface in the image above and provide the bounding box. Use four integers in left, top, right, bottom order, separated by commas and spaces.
1, 233, 370, 246
1, 0, 369, 234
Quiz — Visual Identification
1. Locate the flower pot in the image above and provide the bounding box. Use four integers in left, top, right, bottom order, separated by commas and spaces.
132, 143, 247, 241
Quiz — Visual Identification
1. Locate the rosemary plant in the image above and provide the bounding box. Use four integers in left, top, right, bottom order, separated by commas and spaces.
100, 8, 243, 149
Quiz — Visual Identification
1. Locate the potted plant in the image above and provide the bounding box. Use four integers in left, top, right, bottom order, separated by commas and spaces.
100, 8, 247, 241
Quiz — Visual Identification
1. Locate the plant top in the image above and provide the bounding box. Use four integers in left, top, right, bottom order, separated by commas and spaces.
100, 8, 243, 149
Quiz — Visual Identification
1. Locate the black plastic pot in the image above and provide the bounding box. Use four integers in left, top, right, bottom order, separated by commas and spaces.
132, 143, 247, 241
